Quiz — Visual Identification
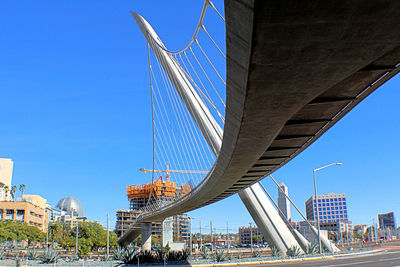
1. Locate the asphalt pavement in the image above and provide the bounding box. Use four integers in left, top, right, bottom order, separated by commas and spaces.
246, 248, 400, 267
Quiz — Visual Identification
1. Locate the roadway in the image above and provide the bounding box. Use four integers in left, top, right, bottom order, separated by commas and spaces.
254, 248, 400, 267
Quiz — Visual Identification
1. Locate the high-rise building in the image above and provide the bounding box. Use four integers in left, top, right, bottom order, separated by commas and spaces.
305, 193, 348, 223
378, 212, 396, 229
0, 158, 14, 201
278, 182, 291, 221
116, 180, 191, 241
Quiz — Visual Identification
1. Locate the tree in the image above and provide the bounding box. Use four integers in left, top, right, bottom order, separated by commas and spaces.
19, 184, 26, 198
3, 185, 9, 200
48, 221, 118, 252
10, 185, 17, 200
0, 220, 45, 242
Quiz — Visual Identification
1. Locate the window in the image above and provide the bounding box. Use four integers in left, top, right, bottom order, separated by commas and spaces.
16, 210, 24, 221
318, 199, 321, 203
6, 210, 14, 220
322, 203, 325, 206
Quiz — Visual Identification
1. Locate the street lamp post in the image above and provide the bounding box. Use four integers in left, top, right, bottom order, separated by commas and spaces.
188, 217, 194, 255
313, 162, 342, 255
107, 214, 109, 259
249, 222, 253, 253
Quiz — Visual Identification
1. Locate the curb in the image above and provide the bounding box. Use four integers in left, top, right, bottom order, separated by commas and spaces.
188, 249, 383, 267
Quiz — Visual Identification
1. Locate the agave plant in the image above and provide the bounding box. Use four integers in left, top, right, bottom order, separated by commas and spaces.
141, 250, 156, 263
181, 249, 190, 261
122, 247, 139, 264
215, 249, 226, 262
306, 241, 318, 254
27, 249, 40, 260
41, 248, 60, 264
200, 247, 209, 259
287, 245, 302, 257
167, 250, 182, 262
66, 255, 79, 262
113, 246, 125, 261
270, 245, 280, 257
252, 249, 261, 258
156, 248, 167, 263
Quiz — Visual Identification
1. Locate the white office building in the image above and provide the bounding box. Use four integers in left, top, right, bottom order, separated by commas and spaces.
278, 182, 291, 221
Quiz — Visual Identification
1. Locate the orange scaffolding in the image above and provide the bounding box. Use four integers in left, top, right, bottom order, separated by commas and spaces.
127, 180, 180, 200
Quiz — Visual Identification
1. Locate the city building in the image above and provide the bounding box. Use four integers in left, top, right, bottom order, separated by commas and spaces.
115, 210, 189, 240
320, 220, 352, 233
277, 182, 291, 221
0, 194, 50, 232
305, 193, 348, 223
115, 178, 191, 241
238, 225, 265, 245
295, 220, 328, 242
378, 212, 396, 229
0, 158, 14, 201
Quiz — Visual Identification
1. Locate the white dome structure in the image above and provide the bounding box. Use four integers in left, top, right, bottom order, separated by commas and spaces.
57, 197, 84, 217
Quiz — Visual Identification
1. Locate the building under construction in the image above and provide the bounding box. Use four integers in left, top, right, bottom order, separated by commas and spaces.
115, 173, 191, 240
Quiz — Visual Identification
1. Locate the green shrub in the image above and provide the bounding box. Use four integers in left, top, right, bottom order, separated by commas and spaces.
113, 247, 125, 261
27, 249, 40, 260
200, 246, 209, 259
252, 249, 261, 258
270, 245, 280, 257
215, 249, 226, 262
41, 248, 60, 264
306, 241, 318, 254
287, 245, 302, 257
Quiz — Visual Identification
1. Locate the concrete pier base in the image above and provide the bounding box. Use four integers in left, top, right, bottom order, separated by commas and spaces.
141, 222, 152, 251
162, 217, 173, 247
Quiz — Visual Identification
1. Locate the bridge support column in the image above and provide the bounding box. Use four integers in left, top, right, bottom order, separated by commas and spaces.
239, 183, 303, 256
141, 222, 152, 251
162, 217, 173, 247
310, 225, 340, 253
292, 228, 310, 252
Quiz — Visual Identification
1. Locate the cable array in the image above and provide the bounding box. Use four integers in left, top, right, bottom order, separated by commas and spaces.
140, 0, 226, 213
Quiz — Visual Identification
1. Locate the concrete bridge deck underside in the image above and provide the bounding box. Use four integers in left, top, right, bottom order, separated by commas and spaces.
119, 0, 400, 245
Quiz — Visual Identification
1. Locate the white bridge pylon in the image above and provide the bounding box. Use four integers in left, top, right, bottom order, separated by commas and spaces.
127, 3, 307, 255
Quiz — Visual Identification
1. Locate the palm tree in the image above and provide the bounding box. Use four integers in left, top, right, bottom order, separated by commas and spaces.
19, 184, 26, 198
3, 185, 9, 200
11, 185, 17, 201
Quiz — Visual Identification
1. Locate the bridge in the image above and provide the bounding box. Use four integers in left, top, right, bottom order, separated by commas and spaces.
118, 0, 400, 253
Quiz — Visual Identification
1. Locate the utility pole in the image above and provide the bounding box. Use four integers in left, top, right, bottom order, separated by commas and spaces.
200, 220, 202, 250
46, 220, 49, 252
189, 217, 193, 255
226, 222, 230, 253
210, 220, 213, 251
373, 219, 378, 244
249, 222, 253, 253
76, 222, 79, 255
107, 214, 109, 259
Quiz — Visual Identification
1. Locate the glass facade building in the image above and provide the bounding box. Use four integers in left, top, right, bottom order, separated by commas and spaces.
378, 212, 396, 229
305, 193, 348, 223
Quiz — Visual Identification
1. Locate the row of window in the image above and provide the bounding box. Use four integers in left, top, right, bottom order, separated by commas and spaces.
319, 210, 346, 215
317, 202, 346, 207
318, 214, 348, 219
314, 197, 345, 202
315, 206, 346, 211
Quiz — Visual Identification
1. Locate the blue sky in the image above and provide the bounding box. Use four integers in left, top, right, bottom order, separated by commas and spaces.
1, 1, 399, 233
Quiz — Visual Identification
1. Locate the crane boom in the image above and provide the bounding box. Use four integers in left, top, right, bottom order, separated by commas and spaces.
139, 168, 208, 174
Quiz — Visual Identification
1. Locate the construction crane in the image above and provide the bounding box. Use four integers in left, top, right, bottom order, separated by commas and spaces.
139, 163, 208, 181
